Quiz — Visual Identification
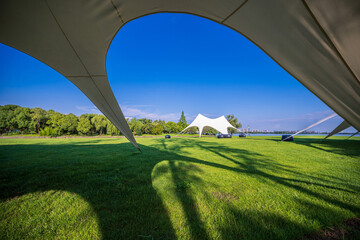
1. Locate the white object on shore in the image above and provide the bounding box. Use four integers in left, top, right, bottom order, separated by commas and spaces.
178, 114, 237, 137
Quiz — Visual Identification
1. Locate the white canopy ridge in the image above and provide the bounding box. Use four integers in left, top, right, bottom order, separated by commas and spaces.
179, 114, 237, 137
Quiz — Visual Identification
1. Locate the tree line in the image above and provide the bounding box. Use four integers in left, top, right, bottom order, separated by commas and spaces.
0, 105, 241, 136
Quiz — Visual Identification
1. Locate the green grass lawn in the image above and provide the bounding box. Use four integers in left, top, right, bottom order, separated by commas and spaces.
0, 136, 359, 239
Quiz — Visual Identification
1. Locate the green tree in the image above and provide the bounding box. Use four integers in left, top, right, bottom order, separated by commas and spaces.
165, 121, 178, 133
1, 105, 19, 112
0, 105, 19, 135
154, 120, 165, 128
61, 114, 78, 134
80, 113, 96, 120
80, 113, 96, 135
39, 126, 56, 137
106, 119, 120, 136
139, 118, 153, 134
178, 111, 188, 131
7, 106, 19, 134
138, 118, 152, 125
47, 112, 64, 135
0, 105, 20, 134
185, 126, 198, 134
128, 118, 143, 136
91, 114, 107, 135
15, 107, 31, 134
206, 128, 218, 135
152, 123, 164, 135
226, 114, 242, 134
179, 111, 187, 125
0, 107, 7, 135
77, 117, 92, 135
143, 123, 154, 135
31, 108, 48, 133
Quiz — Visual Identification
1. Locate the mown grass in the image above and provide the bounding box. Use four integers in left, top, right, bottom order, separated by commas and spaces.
0, 136, 359, 239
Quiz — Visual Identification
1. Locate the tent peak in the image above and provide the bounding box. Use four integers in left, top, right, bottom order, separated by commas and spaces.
179, 113, 237, 137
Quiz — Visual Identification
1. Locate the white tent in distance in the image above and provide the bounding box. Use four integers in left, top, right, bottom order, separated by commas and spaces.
178, 114, 238, 137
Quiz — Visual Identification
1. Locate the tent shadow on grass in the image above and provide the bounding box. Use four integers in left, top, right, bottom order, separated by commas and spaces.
254, 136, 360, 157
0, 138, 359, 239
293, 137, 360, 157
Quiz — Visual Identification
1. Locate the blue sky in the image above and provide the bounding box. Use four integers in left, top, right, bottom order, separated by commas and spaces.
0, 13, 355, 132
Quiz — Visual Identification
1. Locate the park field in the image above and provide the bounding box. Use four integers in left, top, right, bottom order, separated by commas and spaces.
0, 136, 359, 239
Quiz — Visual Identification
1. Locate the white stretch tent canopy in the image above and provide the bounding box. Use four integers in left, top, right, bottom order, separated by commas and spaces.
178, 114, 237, 137
1, 0, 359, 149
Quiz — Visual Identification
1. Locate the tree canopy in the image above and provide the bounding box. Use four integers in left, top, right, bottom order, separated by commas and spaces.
226, 114, 242, 134
0, 105, 241, 137
77, 117, 92, 135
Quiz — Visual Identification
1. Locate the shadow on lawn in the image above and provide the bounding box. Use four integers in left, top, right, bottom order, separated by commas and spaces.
0, 138, 359, 239
257, 136, 360, 157
294, 137, 360, 157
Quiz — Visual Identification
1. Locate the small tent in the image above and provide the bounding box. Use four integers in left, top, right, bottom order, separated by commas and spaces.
178, 114, 237, 137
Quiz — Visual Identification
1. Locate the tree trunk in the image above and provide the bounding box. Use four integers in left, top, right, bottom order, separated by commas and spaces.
100, 127, 103, 136
37, 120, 40, 134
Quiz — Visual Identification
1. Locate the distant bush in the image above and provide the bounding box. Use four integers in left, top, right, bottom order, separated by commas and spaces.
135, 127, 142, 136
39, 127, 59, 137
1, 105, 207, 137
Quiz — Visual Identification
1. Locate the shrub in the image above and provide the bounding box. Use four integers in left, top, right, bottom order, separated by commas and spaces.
39, 127, 58, 137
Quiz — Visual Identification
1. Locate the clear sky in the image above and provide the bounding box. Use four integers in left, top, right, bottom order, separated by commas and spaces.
0, 13, 355, 132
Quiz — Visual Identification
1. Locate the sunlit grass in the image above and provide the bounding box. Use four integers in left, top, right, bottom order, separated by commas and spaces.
0, 136, 359, 239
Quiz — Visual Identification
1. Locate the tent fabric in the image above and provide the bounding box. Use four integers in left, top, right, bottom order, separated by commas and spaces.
324, 120, 352, 139
1, 0, 359, 149
178, 114, 237, 137
348, 131, 359, 139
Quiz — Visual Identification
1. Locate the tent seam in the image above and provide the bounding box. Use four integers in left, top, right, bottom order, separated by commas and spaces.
221, 0, 248, 24
110, 0, 125, 24
66, 75, 107, 78
302, 0, 360, 85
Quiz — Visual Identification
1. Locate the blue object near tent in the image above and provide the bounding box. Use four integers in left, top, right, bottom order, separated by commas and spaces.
239, 133, 246, 137
281, 135, 294, 141
165, 135, 171, 139
217, 134, 232, 138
